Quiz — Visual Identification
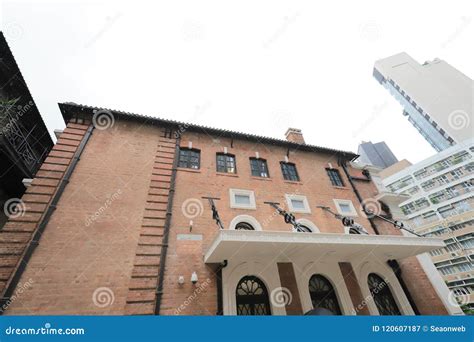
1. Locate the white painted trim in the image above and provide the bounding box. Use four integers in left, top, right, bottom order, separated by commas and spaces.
285, 194, 311, 214
222, 260, 286, 315
355, 261, 415, 315
229, 215, 263, 231
333, 199, 358, 217
417, 253, 464, 315
293, 261, 355, 315
229, 188, 256, 210
204, 230, 444, 264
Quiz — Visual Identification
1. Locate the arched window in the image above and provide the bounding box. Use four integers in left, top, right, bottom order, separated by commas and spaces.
349, 227, 361, 234
296, 219, 319, 233
367, 273, 401, 315
308, 275, 342, 315
297, 224, 312, 233
236, 276, 271, 315
235, 222, 255, 230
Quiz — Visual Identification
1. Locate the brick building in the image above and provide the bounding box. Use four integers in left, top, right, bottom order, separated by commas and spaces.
0, 103, 461, 315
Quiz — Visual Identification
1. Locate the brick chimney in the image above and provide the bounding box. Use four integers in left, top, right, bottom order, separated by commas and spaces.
285, 128, 305, 144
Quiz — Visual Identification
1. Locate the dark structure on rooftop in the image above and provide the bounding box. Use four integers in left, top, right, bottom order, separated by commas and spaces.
0, 32, 53, 228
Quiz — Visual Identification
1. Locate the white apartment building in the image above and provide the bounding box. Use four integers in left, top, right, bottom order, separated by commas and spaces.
373, 52, 473, 152
381, 139, 474, 311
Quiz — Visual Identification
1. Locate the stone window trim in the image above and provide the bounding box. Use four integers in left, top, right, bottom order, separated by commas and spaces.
229, 215, 263, 231
285, 194, 311, 214
229, 188, 257, 210
333, 199, 358, 217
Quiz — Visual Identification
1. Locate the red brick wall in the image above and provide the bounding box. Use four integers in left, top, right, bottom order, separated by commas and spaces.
338, 262, 370, 315
125, 129, 177, 315
4, 120, 160, 315
161, 132, 378, 315
277, 263, 303, 315
0, 122, 88, 313
161, 130, 448, 315
348, 174, 448, 315
0, 120, 448, 315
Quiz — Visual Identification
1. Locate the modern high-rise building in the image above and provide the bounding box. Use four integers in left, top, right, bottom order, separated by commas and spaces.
373, 52, 473, 152
382, 139, 474, 312
357, 141, 398, 169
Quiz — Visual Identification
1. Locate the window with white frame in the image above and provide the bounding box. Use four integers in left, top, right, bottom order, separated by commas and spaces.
285, 194, 311, 213
333, 199, 358, 217
229, 189, 256, 210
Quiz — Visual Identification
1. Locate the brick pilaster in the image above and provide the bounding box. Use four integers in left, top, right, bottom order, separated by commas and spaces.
0, 122, 90, 305
276, 262, 303, 315
338, 262, 370, 315
125, 128, 177, 315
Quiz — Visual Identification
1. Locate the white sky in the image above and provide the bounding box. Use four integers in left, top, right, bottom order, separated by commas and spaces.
1, 0, 473, 163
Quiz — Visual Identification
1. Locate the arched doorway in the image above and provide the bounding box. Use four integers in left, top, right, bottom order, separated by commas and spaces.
308, 274, 342, 315
367, 273, 401, 315
236, 276, 271, 315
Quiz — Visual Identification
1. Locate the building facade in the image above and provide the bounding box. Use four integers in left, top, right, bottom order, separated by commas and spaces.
382, 139, 474, 312
357, 141, 398, 169
0, 103, 460, 316
373, 52, 473, 152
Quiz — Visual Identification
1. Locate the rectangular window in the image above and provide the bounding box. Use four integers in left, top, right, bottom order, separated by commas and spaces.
229, 189, 256, 209
234, 194, 251, 205
326, 168, 344, 187
339, 203, 352, 213
178, 148, 200, 169
291, 199, 305, 210
280, 162, 300, 181
285, 194, 311, 213
216, 153, 236, 173
333, 199, 358, 217
250, 158, 269, 178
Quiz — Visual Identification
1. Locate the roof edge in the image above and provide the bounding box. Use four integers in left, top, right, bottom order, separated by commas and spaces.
58, 102, 359, 161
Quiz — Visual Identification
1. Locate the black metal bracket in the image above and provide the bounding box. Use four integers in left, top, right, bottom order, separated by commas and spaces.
363, 209, 421, 237
202, 196, 224, 230
264, 201, 306, 232
316, 205, 368, 235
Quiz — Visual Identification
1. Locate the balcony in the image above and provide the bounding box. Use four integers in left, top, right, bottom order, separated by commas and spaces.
204, 230, 445, 263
